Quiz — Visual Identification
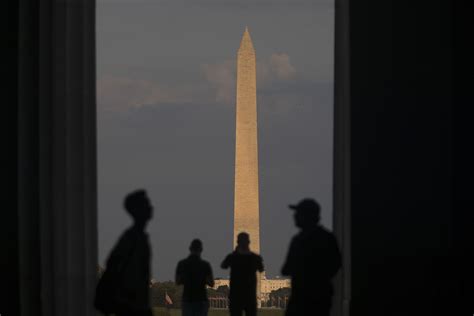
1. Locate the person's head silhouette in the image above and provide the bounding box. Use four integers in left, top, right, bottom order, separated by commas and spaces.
288, 198, 321, 229
236, 232, 250, 252
124, 189, 153, 229
189, 238, 203, 256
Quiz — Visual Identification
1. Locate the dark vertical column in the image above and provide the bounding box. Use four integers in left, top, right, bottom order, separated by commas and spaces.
18, 0, 41, 315
1, 2, 20, 316
4, 0, 97, 315
348, 1, 456, 315
37, 1, 97, 315
452, 1, 474, 313
38, 0, 54, 314
332, 0, 351, 315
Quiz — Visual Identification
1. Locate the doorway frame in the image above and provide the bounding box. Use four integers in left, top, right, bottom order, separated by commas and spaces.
11, 0, 351, 315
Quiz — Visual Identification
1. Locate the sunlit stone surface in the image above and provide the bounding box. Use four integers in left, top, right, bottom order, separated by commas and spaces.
233, 27, 262, 301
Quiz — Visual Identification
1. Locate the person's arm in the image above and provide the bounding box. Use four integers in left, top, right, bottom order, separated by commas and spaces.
257, 255, 264, 273
221, 254, 231, 269
206, 263, 215, 287
281, 238, 296, 276
175, 261, 184, 285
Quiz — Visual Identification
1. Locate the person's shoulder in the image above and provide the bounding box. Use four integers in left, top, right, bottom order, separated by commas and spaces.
221, 252, 234, 268
316, 225, 336, 239
177, 257, 189, 267
106, 228, 134, 263
250, 252, 263, 260
201, 259, 212, 268
121, 227, 134, 237
292, 231, 305, 242
115, 227, 135, 245
310, 226, 339, 248
319, 224, 331, 233
226, 251, 240, 261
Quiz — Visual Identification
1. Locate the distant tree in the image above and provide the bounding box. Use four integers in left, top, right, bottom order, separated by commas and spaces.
269, 287, 291, 297
150, 281, 183, 308
207, 287, 219, 297
269, 287, 291, 307
216, 285, 230, 296
207, 285, 229, 297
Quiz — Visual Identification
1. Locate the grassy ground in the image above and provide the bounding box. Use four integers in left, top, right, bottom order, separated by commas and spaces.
153, 307, 285, 316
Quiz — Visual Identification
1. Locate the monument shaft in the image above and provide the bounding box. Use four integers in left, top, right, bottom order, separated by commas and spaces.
234, 28, 260, 254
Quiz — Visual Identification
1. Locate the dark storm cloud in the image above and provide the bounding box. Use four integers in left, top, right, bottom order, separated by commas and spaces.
97, 0, 334, 280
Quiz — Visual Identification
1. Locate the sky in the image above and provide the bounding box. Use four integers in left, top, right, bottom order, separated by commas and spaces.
97, 0, 334, 281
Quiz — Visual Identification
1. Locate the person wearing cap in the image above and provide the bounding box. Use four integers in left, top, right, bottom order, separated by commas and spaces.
175, 239, 215, 316
282, 198, 342, 316
221, 232, 264, 316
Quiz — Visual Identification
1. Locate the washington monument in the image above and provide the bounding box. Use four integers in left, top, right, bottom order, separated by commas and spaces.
234, 27, 259, 254
233, 27, 262, 299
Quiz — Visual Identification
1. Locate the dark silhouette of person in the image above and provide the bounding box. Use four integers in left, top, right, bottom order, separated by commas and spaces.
96, 189, 154, 316
175, 239, 215, 316
281, 198, 342, 316
221, 232, 264, 316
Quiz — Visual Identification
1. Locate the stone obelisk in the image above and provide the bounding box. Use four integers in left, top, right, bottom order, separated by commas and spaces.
233, 27, 262, 301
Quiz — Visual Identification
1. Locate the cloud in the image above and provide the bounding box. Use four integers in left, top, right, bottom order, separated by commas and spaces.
202, 53, 297, 105
97, 75, 194, 112
201, 60, 236, 105
257, 53, 296, 88
269, 53, 296, 80
98, 53, 297, 111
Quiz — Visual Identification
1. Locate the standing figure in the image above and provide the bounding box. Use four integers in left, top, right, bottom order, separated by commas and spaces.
221, 232, 264, 316
175, 239, 215, 316
282, 198, 342, 316
95, 189, 154, 316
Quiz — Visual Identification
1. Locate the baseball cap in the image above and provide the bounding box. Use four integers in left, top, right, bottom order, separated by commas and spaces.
288, 198, 321, 220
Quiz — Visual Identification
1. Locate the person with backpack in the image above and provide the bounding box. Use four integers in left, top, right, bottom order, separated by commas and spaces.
95, 189, 154, 316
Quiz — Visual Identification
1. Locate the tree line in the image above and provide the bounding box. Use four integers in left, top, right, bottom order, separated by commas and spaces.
97, 265, 290, 309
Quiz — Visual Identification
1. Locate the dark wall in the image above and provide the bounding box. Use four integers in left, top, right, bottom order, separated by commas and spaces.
452, 1, 474, 314
349, 1, 470, 315
3, 0, 42, 313
2, 2, 20, 315
3, 1, 97, 315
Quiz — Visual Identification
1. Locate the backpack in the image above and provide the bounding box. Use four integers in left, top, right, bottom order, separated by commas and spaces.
94, 232, 137, 315
94, 266, 120, 314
